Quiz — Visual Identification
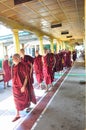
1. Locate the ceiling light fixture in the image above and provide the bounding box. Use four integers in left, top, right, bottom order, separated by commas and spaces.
51, 23, 62, 28
66, 35, 72, 38
14, 0, 33, 5
61, 31, 69, 35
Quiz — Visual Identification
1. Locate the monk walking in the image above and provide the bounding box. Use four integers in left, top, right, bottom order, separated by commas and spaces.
42, 49, 55, 92
2, 55, 11, 89
12, 54, 31, 122
34, 50, 43, 89
20, 49, 36, 105
47, 50, 56, 83
66, 50, 72, 68
20, 49, 34, 84
72, 50, 77, 63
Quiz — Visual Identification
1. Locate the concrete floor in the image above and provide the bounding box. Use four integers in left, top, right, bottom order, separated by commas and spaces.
0, 66, 63, 130
0, 58, 85, 130
31, 59, 85, 130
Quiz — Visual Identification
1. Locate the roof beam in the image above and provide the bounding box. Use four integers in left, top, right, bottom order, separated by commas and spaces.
0, 16, 57, 40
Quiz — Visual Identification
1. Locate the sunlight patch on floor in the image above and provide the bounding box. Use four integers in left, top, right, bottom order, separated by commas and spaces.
0, 72, 62, 130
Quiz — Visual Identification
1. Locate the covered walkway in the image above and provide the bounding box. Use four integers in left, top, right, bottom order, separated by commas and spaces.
30, 58, 85, 130
0, 1, 85, 130
0, 64, 65, 130
0, 58, 85, 130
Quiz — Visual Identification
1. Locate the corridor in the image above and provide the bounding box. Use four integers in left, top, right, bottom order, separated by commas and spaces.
0, 58, 85, 130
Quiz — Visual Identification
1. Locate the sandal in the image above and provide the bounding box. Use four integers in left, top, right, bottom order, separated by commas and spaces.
12, 116, 20, 122
26, 107, 32, 113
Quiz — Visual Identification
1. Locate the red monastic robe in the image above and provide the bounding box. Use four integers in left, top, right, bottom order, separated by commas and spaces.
42, 53, 55, 85
21, 55, 34, 84
34, 55, 43, 84
72, 50, 77, 61
12, 62, 30, 111
3, 60, 11, 82
47, 53, 55, 82
62, 51, 67, 67
66, 51, 72, 67
21, 55, 36, 104
55, 52, 63, 71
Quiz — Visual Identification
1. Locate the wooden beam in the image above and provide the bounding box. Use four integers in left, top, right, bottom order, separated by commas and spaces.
0, 16, 56, 40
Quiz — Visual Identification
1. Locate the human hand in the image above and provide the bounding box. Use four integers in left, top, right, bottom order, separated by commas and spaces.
21, 86, 25, 93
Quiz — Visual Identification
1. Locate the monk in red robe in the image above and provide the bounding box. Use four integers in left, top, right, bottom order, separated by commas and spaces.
42, 49, 55, 92
66, 50, 72, 68
61, 50, 67, 68
54, 52, 63, 72
12, 54, 30, 122
72, 50, 77, 63
20, 49, 34, 84
47, 50, 56, 83
34, 50, 43, 88
54, 52, 58, 72
2, 55, 11, 89
20, 49, 36, 105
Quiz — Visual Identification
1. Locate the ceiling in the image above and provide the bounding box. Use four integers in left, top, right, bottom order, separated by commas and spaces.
0, 0, 84, 44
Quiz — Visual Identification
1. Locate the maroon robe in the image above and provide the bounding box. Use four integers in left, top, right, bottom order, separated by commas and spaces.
72, 50, 77, 61
34, 55, 43, 84
42, 53, 55, 85
66, 51, 72, 67
62, 51, 67, 67
43, 55, 51, 85
53, 54, 57, 72
3, 60, 11, 82
21, 55, 34, 84
55, 52, 63, 72
47, 53, 55, 82
12, 62, 30, 111
21, 55, 36, 104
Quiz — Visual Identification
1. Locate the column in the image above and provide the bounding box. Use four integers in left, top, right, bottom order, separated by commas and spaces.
0, 43, 4, 59
50, 38, 54, 53
59, 40, 63, 50
39, 36, 44, 55
84, 0, 86, 67
65, 41, 67, 50
62, 41, 66, 50
66, 42, 69, 50
69, 46, 72, 53
4, 46, 8, 55
12, 29, 20, 53
34, 45, 36, 52
21, 44, 24, 49
56, 40, 60, 53
71, 45, 74, 52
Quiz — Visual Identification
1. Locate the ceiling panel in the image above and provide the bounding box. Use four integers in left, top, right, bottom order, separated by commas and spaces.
2, 0, 15, 8
0, 3, 9, 12
42, 0, 57, 5
0, 0, 84, 44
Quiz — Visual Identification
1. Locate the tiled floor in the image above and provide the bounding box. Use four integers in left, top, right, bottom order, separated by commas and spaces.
16, 69, 70, 130
30, 59, 85, 130
0, 71, 64, 130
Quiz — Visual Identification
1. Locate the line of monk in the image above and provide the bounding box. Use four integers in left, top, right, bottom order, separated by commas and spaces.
2, 48, 76, 122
